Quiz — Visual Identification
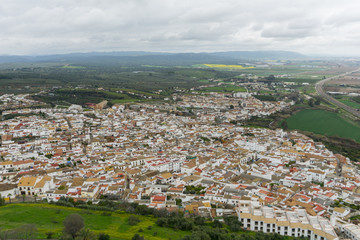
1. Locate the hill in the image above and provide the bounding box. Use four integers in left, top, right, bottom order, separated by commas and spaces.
0, 51, 306, 65
0, 203, 188, 240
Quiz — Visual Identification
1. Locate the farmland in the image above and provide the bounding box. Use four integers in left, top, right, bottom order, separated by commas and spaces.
286, 109, 360, 142
200, 85, 247, 93
336, 96, 360, 109
202, 64, 255, 69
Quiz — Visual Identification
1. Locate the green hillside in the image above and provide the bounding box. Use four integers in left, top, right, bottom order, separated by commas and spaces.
0, 203, 189, 240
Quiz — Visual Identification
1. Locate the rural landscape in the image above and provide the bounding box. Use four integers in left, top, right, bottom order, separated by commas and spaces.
1, 0, 360, 240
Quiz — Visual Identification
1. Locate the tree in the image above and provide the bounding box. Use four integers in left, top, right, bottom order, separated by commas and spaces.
281, 120, 288, 130
7, 194, 12, 204
98, 233, 110, 240
194, 216, 205, 226
127, 215, 141, 226
212, 219, 223, 228
131, 234, 144, 240
267, 75, 276, 81
224, 216, 242, 232
175, 198, 182, 206
308, 99, 314, 107
63, 214, 84, 240
46, 231, 54, 239
0, 195, 5, 206
75, 228, 95, 240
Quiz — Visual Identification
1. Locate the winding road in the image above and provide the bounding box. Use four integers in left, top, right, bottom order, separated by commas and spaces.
315, 68, 360, 118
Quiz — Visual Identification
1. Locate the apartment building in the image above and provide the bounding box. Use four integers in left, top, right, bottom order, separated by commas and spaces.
236, 200, 338, 240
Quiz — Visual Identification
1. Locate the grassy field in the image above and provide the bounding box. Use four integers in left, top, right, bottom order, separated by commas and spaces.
335, 96, 360, 110
339, 99, 360, 109
201, 85, 247, 92
286, 109, 360, 142
0, 204, 190, 240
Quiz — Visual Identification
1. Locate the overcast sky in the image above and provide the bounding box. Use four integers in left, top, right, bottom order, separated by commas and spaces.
1, 0, 360, 56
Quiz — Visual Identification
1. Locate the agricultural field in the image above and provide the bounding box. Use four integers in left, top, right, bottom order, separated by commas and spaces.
61, 65, 86, 69
0, 203, 190, 240
202, 64, 255, 70
286, 109, 360, 142
334, 96, 360, 109
200, 85, 247, 93
0, 65, 222, 94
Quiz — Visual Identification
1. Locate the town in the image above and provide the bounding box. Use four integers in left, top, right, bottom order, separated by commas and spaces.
0, 91, 359, 240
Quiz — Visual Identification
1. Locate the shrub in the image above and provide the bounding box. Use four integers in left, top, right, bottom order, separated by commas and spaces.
131, 233, 144, 240
128, 215, 141, 226
98, 233, 110, 240
46, 231, 54, 239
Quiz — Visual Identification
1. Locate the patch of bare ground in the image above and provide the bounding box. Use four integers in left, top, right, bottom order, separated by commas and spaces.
324, 86, 360, 94
328, 75, 360, 86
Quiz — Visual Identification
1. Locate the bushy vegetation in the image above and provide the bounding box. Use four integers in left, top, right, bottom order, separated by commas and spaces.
183, 185, 206, 195
333, 199, 360, 210
254, 95, 277, 101
0, 203, 188, 240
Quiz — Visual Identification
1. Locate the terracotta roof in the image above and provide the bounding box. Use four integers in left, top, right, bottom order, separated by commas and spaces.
18, 176, 37, 187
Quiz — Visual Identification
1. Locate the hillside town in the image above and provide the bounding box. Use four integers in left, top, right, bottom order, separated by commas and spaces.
0, 92, 359, 240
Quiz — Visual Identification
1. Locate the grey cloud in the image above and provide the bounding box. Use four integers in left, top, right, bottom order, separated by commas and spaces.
0, 0, 358, 55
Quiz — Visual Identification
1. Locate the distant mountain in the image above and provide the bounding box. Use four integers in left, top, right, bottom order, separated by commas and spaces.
209, 51, 305, 59
0, 51, 306, 65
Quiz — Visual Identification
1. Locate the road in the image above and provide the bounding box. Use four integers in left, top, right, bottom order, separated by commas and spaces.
315, 68, 360, 118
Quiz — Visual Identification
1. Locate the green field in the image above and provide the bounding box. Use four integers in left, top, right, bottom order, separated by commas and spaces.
335, 96, 360, 110
339, 99, 360, 109
201, 85, 247, 92
286, 109, 360, 142
0, 204, 189, 240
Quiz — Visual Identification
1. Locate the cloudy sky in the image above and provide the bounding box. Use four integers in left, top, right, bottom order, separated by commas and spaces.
1, 0, 360, 56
